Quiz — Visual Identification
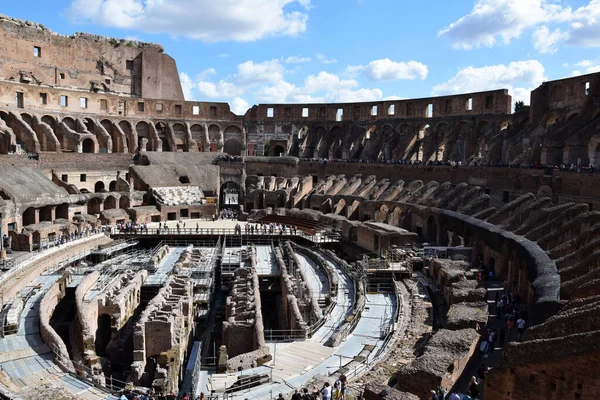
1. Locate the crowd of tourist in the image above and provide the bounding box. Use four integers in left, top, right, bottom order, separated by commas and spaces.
299, 157, 600, 173
243, 222, 298, 236
220, 208, 239, 219
215, 155, 243, 163
116, 221, 149, 233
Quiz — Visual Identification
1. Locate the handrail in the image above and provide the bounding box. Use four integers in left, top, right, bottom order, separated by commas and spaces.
111, 227, 340, 244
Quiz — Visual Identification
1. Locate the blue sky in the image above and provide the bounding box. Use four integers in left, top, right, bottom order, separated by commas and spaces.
3, 0, 600, 114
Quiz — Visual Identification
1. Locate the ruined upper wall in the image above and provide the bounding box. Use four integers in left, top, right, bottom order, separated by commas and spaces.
529, 72, 600, 125
244, 89, 511, 122
0, 14, 183, 101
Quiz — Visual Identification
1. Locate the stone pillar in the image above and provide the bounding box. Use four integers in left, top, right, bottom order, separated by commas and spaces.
34, 208, 40, 224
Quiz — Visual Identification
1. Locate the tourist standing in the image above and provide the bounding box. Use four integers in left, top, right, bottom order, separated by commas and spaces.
321, 383, 332, 400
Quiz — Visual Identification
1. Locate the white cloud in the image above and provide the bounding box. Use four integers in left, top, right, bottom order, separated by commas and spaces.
197, 68, 217, 80
179, 72, 195, 100
197, 80, 243, 98
568, 60, 600, 76
230, 97, 250, 115
566, 0, 600, 47
532, 25, 568, 54
438, 0, 600, 51
348, 59, 428, 81
66, 0, 310, 42
432, 60, 547, 105
317, 54, 338, 64
235, 59, 284, 86
438, 0, 570, 49
285, 56, 312, 64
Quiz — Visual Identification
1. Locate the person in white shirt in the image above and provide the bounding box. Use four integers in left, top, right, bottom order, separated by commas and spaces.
517, 318, 526, 341
321, 382, 332, 400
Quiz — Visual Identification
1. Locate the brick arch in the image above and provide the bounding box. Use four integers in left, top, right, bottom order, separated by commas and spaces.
190, 124, 206, 151
171, 122, 187, 152
119, 120, 136, 152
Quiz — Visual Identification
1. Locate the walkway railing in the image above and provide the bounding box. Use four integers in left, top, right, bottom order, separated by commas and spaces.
111, 227, 340, 244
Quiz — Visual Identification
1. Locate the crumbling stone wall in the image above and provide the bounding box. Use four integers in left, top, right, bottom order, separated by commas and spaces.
131, 275, 193, 394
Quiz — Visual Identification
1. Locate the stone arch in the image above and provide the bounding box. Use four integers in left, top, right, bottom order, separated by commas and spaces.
208, 124, 221, 145
172, 123, 187, 152
87, 198, 102, 215
588, 135, 600, 167
82, 138, 96, 153
387, 206, 402, 226
155, 122, 171, 152
104, 196, 117, 210
39, 205, 53, 222
62, 117, 76, 131
543, 112, 559, 128
95, 181, 105, 193
102, 119, 124, 153
41, 115, 56, 131
136, 121, 152, 151
83, 117, 95, 132
375, 204, 389, 222
329, 126, 344, 159
381, 124, 398, 160
302, 126, 326, 158
119, 120, 136, 152
190, 124, 206, 151
220, 181, 241, 208
109, 180, 117, 192
119, 196, 130, 209
224, 125, 242, 140
223, 138, 243, 156
56, 203, 69, 219
273, 145, 285, 157
22, 207, 36, 226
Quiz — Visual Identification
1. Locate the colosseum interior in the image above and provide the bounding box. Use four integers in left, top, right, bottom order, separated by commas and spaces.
0, 12, 599, 400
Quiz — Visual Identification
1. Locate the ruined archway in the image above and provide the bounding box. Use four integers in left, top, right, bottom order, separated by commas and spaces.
119, 196, 130, 209
56, 203, 69, 220
273, 145, 285, 157
109, 180, 117, 192
172, 123, 187, 152
136, 121, 152, 151
191, 124, 206, 151
104, 196, 116, 210
208, 124, 221, 151
220, 181, 240, 209
22, 207, 36, 226
119, 120, 135, 152
155, 122, 170, 152
95, 181, 105, 193
87, 198, 102, 215
82, 138, 95, 153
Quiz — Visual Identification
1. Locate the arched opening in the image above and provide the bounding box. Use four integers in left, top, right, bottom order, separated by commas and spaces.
179, 176, 190, 184
82, 138, 95, 153
104, 196, 116, 210
87, 198, 102, 215
119, 196, 130, 209
95, 181, 105, 193
109, 180, 117, 192
191, 124, 205, 152
102, 119, 123, 153
23, 207, 36, 226
40, 206, 53, 222
303, 126, 326, 158
544, 113, 559, 128
155, 122, 171, 152
273, 145, 285, 157
83, 118, 94, 132
220, 181, 241, 209
208, 125, 221, 151
41, 115, 56, 131
427, 216, 438, 244
95, 314, 112, 357
223, 139, 243, 156
62, 117, 76, 131
20, 113, 34, 128
136, 121, 151, 151
172, 123, 186, 152
119, 120, 135, 152
56, 203, 69, 220
276, 193, 286, 208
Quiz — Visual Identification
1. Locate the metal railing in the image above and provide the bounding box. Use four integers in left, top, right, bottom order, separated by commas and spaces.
111, 227, 340, 244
